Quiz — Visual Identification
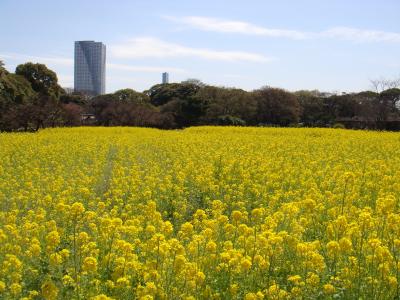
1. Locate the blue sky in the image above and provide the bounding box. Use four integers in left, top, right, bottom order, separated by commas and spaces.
1, 0, 399, 93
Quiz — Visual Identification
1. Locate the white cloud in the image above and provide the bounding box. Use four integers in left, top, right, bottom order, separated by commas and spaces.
0, 53, 73, 66
107, 63, 185, 73
110, 37, 272, 62
0, 52, 187, 73
321, 27, 400, 43
164, 16, 310, 39
165, 15, 400, 43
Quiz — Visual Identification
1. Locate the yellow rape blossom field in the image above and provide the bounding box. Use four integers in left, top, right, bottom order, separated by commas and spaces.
1, 126, 400, 300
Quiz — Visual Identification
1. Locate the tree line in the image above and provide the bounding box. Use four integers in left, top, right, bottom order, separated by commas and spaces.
1, 61, 400, 131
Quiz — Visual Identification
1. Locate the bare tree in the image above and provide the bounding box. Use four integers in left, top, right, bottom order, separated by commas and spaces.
370, 77, 400, 92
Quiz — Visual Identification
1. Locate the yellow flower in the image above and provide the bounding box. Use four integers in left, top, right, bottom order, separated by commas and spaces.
71, 202, 85, 215
62, 275, 75, 286
268, 284, 280, 296
41, 280, 59, 300
245, 292, 257, 300
82, 256, 98, 273
288, 275, 302, 285
163, 221, 173, 234
251, 208, 264, 222
205, 241, 217, 253
78, 231, 89, 243
116, 277, 130, 288
291, 286, 301, 296
144, 281, 157, 295
388, 276, 397, 289
241, 258, 252, 272
60, 249, 70, 259
49, 253, 63, 266
323, 284, 335, 295
230, 283, 239, 295
29, 290, 40, 298
326, 241, 340, 258
195, 271, 206, 285
46, 231, 60, 248
91, 294, 114, 300
145, 225, 156, 235
5, 126, 400, 299
376, 195, 396, 215
306, 273, 320, 286
105, 280, 114, 289
181, 222, 194, 235
30, 243, 41, 257
231, 210, 242, 222
339, 237, 352, 253
174, 255, 186, 272
10, 283, 22, 296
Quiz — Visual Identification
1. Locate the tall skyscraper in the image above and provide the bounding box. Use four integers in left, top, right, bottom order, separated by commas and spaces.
74, 41, 106, 96
162, 72, 169, 84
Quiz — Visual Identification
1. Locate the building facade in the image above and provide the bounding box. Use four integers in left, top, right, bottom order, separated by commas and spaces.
74, 41, 106, 96
162, 72, 169, 84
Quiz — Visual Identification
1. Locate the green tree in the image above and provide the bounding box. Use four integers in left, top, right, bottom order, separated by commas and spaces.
353, 91, 379, 127
295, 90, 326, 126
145, 83, 201, 107
380, 88, 400, 112
216, 115, 246, 126
14, 63, 67, 130
198, 86, 256, 125
371, 88, 400, 128
254, 87, 301, 126
91, 89, 162, 127
0, 60, 6, 75
60, 93, 88, 106
113, 88, 150, 104
324, 94, 358, 121
0, 73, 37, 131
181, 78, 206, 88
15, 62, 62, 98
0, 73, 36, 106
146, 83, 202, 127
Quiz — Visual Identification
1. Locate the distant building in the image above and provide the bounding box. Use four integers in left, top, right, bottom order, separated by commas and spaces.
74, 41, 106, 96
162, 72, 169, 84
80, 113, 97, 125
63, 87, 74, 95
